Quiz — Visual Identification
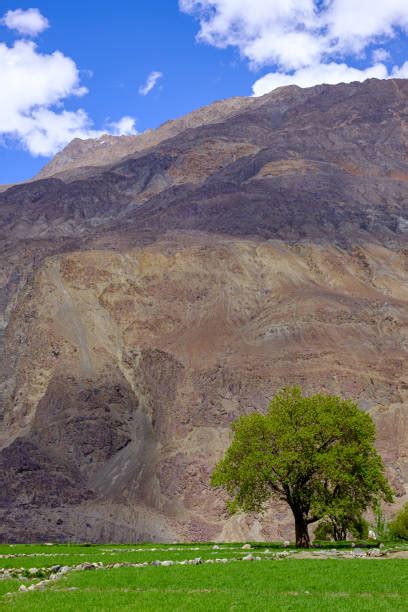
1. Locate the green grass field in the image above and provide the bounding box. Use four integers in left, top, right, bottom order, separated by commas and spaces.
0, 543, 407, 611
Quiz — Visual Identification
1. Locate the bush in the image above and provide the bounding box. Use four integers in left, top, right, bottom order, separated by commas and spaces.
388, 503, 408, 540
314, 521, 332, 541
349, 516, 369, 540
313, 515, 369, 542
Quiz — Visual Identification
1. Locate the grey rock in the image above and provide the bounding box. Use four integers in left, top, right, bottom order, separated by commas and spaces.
192, 557, 203, 565
352, 548, 366, 557
367, 548, 382, 557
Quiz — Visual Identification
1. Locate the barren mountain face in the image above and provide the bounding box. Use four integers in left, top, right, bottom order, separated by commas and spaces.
0, 79, 407, 542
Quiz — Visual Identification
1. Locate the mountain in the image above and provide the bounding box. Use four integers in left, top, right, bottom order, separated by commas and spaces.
0, 78, 407, 543
35, 95, 254, 180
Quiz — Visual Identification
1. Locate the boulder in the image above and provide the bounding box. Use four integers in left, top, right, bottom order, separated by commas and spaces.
192, 558, 203, 565
352, 548, 366, 557
367, 548, 382, 557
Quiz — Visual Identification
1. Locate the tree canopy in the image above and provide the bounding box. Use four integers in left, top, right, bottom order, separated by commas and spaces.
211, 387, 393, 547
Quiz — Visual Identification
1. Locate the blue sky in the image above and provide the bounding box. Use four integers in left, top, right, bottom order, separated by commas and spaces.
1, 1, 408, 183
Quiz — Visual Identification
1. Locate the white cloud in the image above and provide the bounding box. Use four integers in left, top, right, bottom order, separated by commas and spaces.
324, 0, 408, 56
252, 62, 388, 96
19, 108, 100, 156
0, 38, 136, 156
2, 8, 49, 37
139, 71, 163, 96
181, 0, 321, 70
392, 61, 408, 78
180, 0, 408, 93
372, 48, 390, 63
108, 116, 137, 136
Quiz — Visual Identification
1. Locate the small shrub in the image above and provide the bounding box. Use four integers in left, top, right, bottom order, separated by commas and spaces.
388, 503, 408, 540
314, 521, 332, 541
314, 515, 369, 542
349, 516, 369, 540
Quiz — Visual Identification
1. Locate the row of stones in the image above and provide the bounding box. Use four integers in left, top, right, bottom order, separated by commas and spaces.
0, 545, 246, 559
2, 541, 395, 559
14, 547, 390, 595
15, 554, 293, 593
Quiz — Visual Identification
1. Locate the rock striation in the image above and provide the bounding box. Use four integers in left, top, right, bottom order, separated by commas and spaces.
0, 78, 407, 542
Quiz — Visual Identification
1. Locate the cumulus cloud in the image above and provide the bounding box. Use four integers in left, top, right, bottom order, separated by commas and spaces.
108, 116, 137, 136
2, 8, 49, 37
180, 0, 408, 94
139, 71, 163, 96
392, 61, 408, 79
252, 63, 388, 96
180, 0, 322, 70
0, 33, 136, 156
324, 0, 408, 56
19, 108, 100, 156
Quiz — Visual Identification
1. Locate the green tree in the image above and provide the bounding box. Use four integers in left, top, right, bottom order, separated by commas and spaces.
373, 500, 387, 539
388, 503, 408, 540
314, 513, 369, 542
211, 387, 393, 548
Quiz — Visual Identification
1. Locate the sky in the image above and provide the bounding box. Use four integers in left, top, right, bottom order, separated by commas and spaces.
1, 1, 408, 184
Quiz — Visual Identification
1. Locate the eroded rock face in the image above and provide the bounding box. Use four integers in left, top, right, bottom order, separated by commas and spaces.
0, 79, 407, 541
0, 235, 407, 542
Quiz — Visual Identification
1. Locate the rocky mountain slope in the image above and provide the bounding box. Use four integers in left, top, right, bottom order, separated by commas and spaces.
36, 95, 254, 181
0, 78, 407, 542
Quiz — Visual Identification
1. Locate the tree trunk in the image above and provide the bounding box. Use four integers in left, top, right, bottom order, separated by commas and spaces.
333, 525, 347, 541
294, 514, 311, 548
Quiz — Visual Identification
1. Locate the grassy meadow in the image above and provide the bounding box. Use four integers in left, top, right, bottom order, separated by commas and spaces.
0, 542, 407, 610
